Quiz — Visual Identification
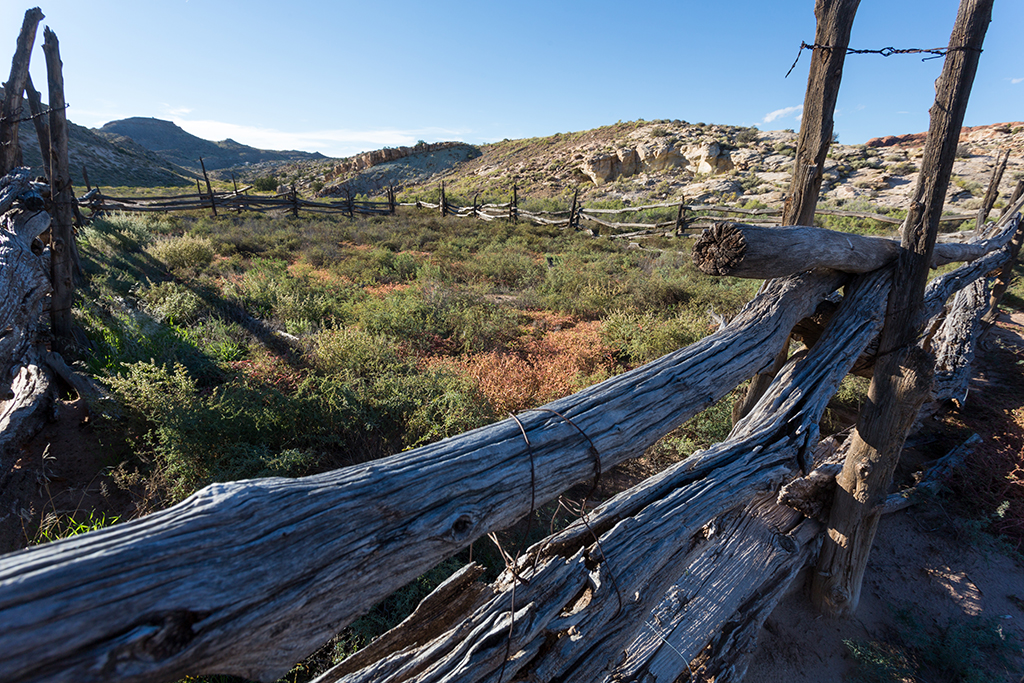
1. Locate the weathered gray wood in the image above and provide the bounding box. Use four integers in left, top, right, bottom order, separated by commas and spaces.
984, 181, 1024, 322
0, 269, 844, 683
42, 27, 75, 354
692, 221, 1016, 279
0, 8, 44, 174
0, 203, 52, 466
976, 148, 1008, 229
812, 0, 993, 618
312, 263, 889, 683
783, 0, 860, 228
23, 74, 49, 181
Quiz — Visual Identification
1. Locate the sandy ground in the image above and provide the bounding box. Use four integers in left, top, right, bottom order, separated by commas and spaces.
746, 310, 1024, 682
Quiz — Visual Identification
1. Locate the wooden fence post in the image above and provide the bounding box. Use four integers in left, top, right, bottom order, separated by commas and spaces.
24, 74, 50, 181
388, 185, 396, 215
675, 198, 686, 235
345, 186, 354, 217
976, 148, 1008, 228
231, 174, 242, 213
0, 8, 43, 175
812, 0, 993, 619
199, 157, 217, 217
42, 26, 76, 354
511, 182, 518, 223
983, 178, 1024, 323
733, 0, 860, 424
291, 183, 299, 218
439, 181, 448, 217
568, 187, 579, 229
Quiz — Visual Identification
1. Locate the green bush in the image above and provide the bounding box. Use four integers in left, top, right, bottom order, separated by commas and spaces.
253, 176, 279, 192
147, 234, 215, 272
139, 281, 206, 324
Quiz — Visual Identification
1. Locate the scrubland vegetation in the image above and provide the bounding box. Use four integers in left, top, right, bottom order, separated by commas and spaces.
53, 204, 1024, 680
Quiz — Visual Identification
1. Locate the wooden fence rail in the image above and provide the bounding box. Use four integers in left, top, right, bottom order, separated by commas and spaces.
0, 187, 1017, 682
78, 185, 976, 237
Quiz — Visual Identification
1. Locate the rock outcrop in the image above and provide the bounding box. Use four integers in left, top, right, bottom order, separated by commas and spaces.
325, 142, 473, 180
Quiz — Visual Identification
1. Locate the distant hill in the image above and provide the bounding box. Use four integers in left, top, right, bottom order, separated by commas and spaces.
2, 87, 194, 188
97, 117, 326, 173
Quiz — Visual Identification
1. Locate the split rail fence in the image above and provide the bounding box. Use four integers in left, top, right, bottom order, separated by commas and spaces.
80, 179, 977, 241
1, 158, 1020, 681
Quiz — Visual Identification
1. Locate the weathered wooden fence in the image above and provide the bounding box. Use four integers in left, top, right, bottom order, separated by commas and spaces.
77, 179, 976, 239
0, 173, 1019, 681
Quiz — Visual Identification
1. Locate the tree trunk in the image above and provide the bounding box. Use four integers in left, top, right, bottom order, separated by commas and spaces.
0, 8, 44, 175
812, 0, 994, 618
734, 0, 860, 423
42, 28, 76, 355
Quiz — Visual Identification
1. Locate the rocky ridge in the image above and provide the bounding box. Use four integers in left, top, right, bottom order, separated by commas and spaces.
269, 119, 1022, 220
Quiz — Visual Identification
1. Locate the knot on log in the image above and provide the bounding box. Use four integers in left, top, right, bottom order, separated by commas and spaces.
107, 609, 209, 671
692, 222, 746, 276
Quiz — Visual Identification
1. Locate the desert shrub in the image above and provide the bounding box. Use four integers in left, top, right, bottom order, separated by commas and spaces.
601, 310, 709, 365
735, 127, 760, 144
434, 319, 617, 414
253, 176, 279, 192
224, 258, 359, 332
177, 317, 248, 362
352, 285, 522, 354
138, 281, 206, 324
147, 234, 215, 272
464, 244, 545, 290
107, 361, 337, 499
310, 326, 404, 378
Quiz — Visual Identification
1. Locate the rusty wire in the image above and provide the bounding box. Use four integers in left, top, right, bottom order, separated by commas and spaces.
786, 41, 982, 78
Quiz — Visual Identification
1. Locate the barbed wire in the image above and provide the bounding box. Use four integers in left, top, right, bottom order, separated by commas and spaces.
0, 103, 69, 125
786, 41, 983, 78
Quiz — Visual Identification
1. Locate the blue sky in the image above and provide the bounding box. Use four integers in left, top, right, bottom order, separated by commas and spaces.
3, 1, 1022, 158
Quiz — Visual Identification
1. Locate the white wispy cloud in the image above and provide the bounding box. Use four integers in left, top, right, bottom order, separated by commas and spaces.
1010, 77, 1024, 85
763, 105, 803, 124
170, 118, 466, 158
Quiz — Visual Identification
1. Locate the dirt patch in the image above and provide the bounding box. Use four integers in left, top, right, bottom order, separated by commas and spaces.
0, 398, 138, 555
746, 310, 1024, 682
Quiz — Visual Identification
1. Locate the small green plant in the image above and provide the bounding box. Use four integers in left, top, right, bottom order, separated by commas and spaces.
34, 510, 121, 545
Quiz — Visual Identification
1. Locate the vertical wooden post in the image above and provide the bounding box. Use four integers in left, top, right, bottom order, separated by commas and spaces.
231, 174, 243, 213
568, 188, 579, 230
976, 148, 1008, 229
473, 192, 479, 217
24, 74, 50, 181
812, 0, 993, 619
42, 26, 75, 354
511, 182, 518, 223
675, 198, 686, 235
439, 181, 447, 217
0, 7, 44, 175
291, 183, 299, 218
982, 178, 1024, 323
733, 0, 860, 424
81, 165, 91, 193
199, 156, 217, 217
345, 186, 354, 217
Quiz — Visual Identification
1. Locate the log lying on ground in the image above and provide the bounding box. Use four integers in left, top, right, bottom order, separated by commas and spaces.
312, 266, 891, 683
0, 269, 846, 683
692, 220, 1019, 279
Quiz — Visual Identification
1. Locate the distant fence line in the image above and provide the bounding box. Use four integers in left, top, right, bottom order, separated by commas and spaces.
78, 179, 977, 239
